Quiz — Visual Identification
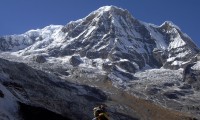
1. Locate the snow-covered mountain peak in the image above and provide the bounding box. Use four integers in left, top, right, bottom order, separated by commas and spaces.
97, 5, 114, 12
161, 21, 179, 27
85, 5, 132, 20
25, 25, 63, 36
96, 5, 125, 13
0, 25, 64, 52
0, 6, 199, 71
160, 21, 180, 32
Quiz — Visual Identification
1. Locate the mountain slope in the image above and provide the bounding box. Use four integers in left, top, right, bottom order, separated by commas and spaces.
0, 58, 107, 120
0, 57, 197, 120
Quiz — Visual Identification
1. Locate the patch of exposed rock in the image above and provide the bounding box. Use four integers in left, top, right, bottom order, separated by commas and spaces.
69, 55, 83, 67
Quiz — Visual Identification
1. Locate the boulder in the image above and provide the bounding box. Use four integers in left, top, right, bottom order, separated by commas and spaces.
146, 87, 161, 95
69, 55, 83, 67
164, 92, 179, 99
86, 51, 100, 59
116, 61, 137, 73
33, 55, 46, 63
102, 62, 113, 72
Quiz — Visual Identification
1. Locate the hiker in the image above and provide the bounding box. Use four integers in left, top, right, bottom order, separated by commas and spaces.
92, 105, 109, 120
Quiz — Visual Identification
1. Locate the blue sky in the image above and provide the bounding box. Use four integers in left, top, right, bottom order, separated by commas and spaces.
0, 0, 199, 47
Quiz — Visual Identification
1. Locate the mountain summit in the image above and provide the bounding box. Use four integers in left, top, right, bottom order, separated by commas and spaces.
0, 5, 199, 73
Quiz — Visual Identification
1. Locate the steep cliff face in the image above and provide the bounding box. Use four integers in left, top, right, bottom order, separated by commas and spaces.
158, 21, 199, 69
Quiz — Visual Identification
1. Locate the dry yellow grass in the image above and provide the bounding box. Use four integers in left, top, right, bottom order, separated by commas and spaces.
69, 76, 196, 120
113, 91, 194, 120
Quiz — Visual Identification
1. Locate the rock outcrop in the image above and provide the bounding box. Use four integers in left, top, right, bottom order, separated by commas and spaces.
69, 55, 83, 66
33, 55, 47, 63
183, 61, 200, 90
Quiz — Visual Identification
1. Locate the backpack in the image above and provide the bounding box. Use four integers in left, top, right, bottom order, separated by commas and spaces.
98, 113, 109, 120
93, 107, 103, 117
93, 106, 109, 120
